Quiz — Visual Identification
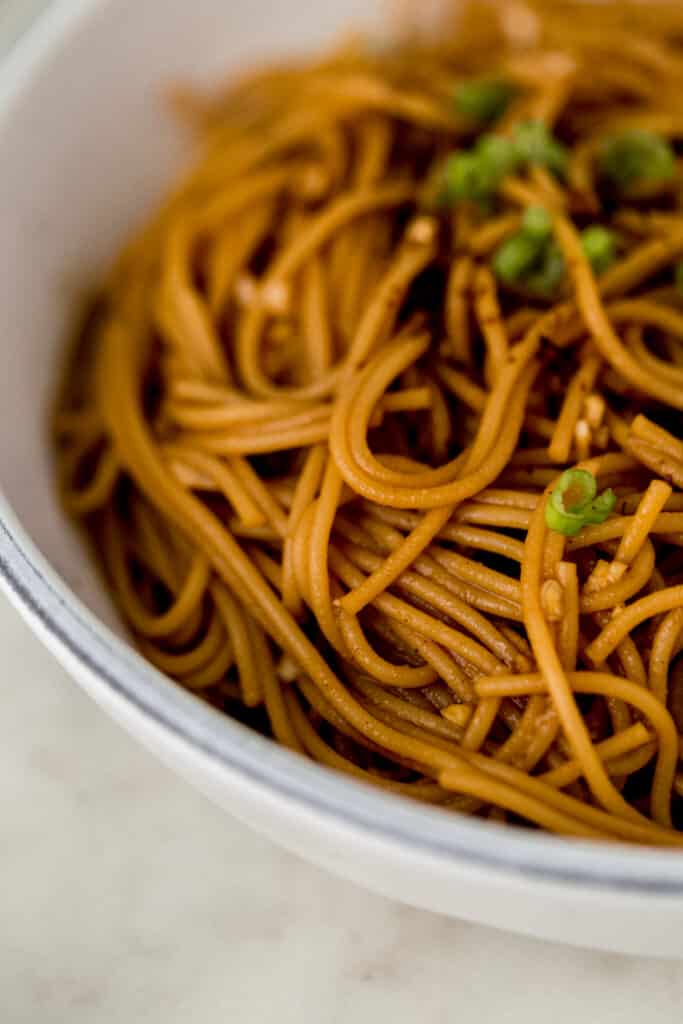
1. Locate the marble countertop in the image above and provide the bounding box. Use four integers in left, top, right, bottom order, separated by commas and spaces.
3, 4, 683, 1021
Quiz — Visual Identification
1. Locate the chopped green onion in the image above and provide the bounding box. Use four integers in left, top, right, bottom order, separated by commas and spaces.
437, 122, 568, 211
581, 225, 617, 275
455, 78, 515, 123
522, 206, 553, 240
524, 241, 566, 298
513, 121, 568, 177
493, 233, 541, 284
442, 152, 484, 203
438, 122, 567, 210
493, 208, 564, 297
583, 489, 619, 525
545, 469, 617, 536
599, 131, 676, 192
476, 134, 519, 178
441, 135, 518, 206
442, 152, 498, 206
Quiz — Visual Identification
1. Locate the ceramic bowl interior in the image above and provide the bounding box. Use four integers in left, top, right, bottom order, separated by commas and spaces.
0, 0, 384, 630
5, 0, 683, 955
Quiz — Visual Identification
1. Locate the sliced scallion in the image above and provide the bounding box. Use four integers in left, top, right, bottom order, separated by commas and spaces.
545, 469, 617, 536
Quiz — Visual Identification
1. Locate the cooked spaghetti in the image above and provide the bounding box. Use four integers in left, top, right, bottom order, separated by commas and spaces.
55, 0, 683, 843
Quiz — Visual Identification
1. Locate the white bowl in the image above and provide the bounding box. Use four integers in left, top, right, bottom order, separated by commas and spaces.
3, 0, 683, 958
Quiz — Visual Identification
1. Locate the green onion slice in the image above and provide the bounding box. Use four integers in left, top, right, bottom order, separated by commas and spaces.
581, 225, 617, 276
455, 78, 515, 123
440, 135, 518, 206
476, 134, 519, 178
545, 469, 617, 536
493, 232, 541, 284
599, 131, 676, 192
524, 241, 565, 298
513, 121, 568, 177
522, 206, 553, 240
493, 209, 564, 298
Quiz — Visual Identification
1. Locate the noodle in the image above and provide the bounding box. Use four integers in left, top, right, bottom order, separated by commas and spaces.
55, 0, 683, 843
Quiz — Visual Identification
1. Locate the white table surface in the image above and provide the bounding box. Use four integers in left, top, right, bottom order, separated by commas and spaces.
4, 3, 683, 1021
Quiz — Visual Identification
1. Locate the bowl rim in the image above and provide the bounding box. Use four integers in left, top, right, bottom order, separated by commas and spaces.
4, 0, 683, 897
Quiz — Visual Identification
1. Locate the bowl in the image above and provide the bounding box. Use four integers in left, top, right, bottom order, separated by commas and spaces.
3, 0, 683, 958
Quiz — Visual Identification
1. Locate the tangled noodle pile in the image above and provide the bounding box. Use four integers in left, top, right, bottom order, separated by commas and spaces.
56, 1, 683, 842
